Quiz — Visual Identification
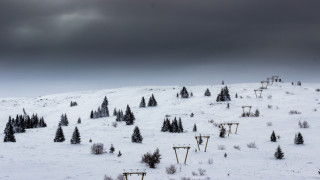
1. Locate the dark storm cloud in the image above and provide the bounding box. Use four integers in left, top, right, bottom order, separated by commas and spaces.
1, 0, 320, 97
1, 0, 320, 63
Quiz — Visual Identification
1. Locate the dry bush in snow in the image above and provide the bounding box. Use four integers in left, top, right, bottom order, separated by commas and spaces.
267, 122, 272, 126
218, 145, 226, 150
299, 121, 309, 128
208, 158, 213, 164
91, 143, 105, 155
289, 110, 301, 115
233, 145, 241, 150
112, 122, 118, 128
198, 168, 206, 176
166, 165, 177, 174
247, 142, 257, 149
104, 175, 113, 180
268, 105, 273, 109
267, 95, 272, 99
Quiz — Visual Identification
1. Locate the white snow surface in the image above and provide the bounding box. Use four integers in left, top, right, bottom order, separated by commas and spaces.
0, 83, 319, 180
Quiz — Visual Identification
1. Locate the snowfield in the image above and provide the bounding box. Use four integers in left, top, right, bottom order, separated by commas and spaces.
0, 83, 319, 180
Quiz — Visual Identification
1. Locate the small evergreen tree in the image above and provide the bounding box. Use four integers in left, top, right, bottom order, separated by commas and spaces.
227, 103, 230, 109
139, 97, 146, 108
219, 126, 226, 138
274, 145, 284, 159
190, 92, 193, 97
199, 134, 203, 145
254, 109, 260, 117
118, 151, 122, 157
222, 80, 224, 85
294, 132, 304, 145
113, 108, 117, 116
77, 117, 81, 124
178, 118, 184, 133
180, 87, 189, 98
54, 126, 65, 142
204, 88, 211, 96
70, 127, 81, 144
235, 93, 238, 98
109, 144, 115, 153
124, 105, 135, 125
90, 110, 94, 119
131, 126, 143, 143
270, 131, 277, 142
176, 93, 179, 98
4, 122, 16, 142
59, 114, 69, 126
171, 118, 179, 133
193, 124, 197, 132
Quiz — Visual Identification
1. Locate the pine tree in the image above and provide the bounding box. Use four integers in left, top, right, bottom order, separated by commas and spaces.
131, 126, 143, 143
59, 114, 69, 126
139, 97, 146, 108
222, 80, 224, 85
118, 151, 122, 157
77, 117, 81, 124
113, 108, 117, 116
216, 86, 231, 102
100, 96, 109, 117
227, 103, 230, 109
176, 93, 179, 98
90, 110, 94, 119
124, 105, 135, 125
193, 124, 197, 132
270, 131, 277, 142
199, 134, 203, 145
166, 118, 172, 132
70, 127, 81, 144
39, 117, 47, 127
178, 118, 183, 133
254, 109, 260, 117
294, 132, 304, 145
54, 126, 65, 142
161, 119, 167, 132
235, 93, 238, 98
4, 122, 16, 142
171, 118, 179, 133
274, 145, 284, 159
190, 92, 193, 97
219, 126, 226, 138
204, 88, 211, 96
109, 144, 115, 153
180, 87, 189, 98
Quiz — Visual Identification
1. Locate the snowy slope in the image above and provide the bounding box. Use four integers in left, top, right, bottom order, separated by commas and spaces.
0, 83, 319, 180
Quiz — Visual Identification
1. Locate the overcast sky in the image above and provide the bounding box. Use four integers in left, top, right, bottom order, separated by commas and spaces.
0, 0, 319, 97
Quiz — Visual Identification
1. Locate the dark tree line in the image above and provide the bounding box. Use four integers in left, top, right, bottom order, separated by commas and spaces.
161, 117, 184, 133
140, 94, 158, 107
4, 114, 47, 134
216, 86, 231, 102
90, 96, 109, 119
70, 101, 78, 107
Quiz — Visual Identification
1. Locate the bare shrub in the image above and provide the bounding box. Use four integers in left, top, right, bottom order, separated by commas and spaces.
192, 171, 198, 176
198, 168, 206, 176
166, 165, 177, 174
233, 145, 241, 150
299, 121, 309, 128
208, 158, 213, 164
112, 122, 118, 128
116, 174, 123, 180
289, 110, 301, 115
218, 145, 226, 150
267, 95, 272, 99
267, 105, 273, 109
267, 122, 272, 126
91, 143, 104, 155
141, 148, 161, 168
104, 175, 113, 180
247, 142, 257, 149
181, 177, 191, 180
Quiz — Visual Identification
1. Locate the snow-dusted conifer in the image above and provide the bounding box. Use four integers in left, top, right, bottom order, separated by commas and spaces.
294, 132, 304, 145
140, 97, 146, 108
70, 127, 81, 144
124, 105, 135, 125
270, 131, 277, 142
274, 145, 284, 159
204, 88, 211, 96
131, 126, 143, 143
54, 126, 65, 142
180, 87, 189, 98
4, 122, 15, 142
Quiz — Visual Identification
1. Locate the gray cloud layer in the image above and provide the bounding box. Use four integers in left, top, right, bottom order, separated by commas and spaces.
0, 0, 319, 97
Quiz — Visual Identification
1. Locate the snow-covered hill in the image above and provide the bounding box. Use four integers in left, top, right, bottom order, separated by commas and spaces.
0, 83, 319, 180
